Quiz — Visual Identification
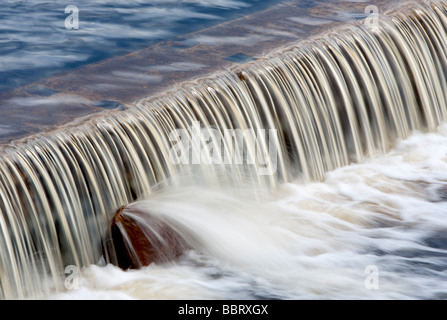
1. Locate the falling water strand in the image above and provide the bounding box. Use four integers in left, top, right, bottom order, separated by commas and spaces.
1, 1, 447, 299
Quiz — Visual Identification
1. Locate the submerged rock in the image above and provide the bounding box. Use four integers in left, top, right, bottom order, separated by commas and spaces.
111, 205, 187, 269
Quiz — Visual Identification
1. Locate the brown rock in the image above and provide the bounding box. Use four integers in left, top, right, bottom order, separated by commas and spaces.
111, 205, 187, 269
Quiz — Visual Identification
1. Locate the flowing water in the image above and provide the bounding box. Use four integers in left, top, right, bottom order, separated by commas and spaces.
1, 0, 447, 299
51, 126, 447, 300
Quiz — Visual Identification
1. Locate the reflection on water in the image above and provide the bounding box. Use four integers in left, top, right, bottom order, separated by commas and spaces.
0, 0, 376, 94
0, 0, 286, 93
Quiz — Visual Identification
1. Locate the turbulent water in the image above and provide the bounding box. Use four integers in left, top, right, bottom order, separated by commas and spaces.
2, 0, 447, 300
51, 125, 447, 300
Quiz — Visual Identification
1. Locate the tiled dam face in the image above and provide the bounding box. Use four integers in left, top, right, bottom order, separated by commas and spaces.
2, 0, 447, 300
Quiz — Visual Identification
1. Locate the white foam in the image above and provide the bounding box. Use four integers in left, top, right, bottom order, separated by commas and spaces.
49, 125, 447, 300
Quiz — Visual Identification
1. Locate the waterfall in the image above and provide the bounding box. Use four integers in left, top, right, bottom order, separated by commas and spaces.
1, 1, 447, 299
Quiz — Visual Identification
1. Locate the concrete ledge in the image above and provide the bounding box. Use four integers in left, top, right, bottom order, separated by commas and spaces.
0, 0, 414, 145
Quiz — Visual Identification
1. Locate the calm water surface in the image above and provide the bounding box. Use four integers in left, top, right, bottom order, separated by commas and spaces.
0, 0, 284, 93
0, 0, 370, 94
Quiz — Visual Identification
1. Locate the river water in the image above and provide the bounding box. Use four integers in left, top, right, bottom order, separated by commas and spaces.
50, 124, 447, 300
2, 0, 447, 300
0, 0, 288, 94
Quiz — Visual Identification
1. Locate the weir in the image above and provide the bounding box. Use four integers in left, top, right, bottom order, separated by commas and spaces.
1, 0, 447, 299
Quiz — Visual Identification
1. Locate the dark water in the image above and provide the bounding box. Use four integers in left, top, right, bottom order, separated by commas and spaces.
0, 0, 293, 94
0, 0, 374, 95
